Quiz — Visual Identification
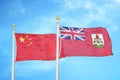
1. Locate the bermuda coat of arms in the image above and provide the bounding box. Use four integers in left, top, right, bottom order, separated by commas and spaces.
91, 34, 104, 48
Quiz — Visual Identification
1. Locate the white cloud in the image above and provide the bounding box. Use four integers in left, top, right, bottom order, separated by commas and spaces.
7, 0, 25, 15
22, 0, 120, 34
56, 0, 83, 10
58, 0, 119, 32
30, 16, 58, 34
63, 0, 82, 10
60, 16, 88, 27
56, 0, 95, 10
115, 0, 120, 2
83, 1, 94, 10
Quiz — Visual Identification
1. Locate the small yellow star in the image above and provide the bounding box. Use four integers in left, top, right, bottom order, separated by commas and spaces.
30, 42, 32, 44
26, 35, 28, 38
19, 37, 25, 43
28, 44, 30, 47
29, 38, 32, 40
28, 42, 32, 47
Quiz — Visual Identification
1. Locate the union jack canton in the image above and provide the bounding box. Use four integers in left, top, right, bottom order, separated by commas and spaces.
59, 26, 86, 41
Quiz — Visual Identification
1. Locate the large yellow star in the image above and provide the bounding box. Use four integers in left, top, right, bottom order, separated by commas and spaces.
19, 37, 25, 43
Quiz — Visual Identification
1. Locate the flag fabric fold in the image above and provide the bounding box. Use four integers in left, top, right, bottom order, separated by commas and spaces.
60, 26, 112, 57
15, 33, 63, 61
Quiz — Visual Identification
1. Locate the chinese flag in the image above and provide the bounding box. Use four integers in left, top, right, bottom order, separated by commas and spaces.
15, 33, 63, 61
60, 27, 112, 57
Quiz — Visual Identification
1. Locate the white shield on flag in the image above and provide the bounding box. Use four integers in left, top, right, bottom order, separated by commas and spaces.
91, 34, 104, 48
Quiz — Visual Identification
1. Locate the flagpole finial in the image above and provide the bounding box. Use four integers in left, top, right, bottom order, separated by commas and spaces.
12, 24, 15, 30
12, 24, 15, 28
56, 16, 60, 23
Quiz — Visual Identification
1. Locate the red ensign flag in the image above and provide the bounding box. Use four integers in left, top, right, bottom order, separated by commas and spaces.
15, 33, 63, 61
60, 27, 112, 57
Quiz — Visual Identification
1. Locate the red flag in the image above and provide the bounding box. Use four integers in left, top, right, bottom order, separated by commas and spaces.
15, 33, 63, 61
60, 27, 112, 57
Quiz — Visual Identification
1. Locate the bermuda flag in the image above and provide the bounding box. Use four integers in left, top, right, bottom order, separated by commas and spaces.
59, 26, 112, 57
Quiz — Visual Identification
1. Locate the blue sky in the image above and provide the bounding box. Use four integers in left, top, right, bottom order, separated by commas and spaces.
0, 0, 120, 80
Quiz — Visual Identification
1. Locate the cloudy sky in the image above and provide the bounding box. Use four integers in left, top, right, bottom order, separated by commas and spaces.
0, 0, 120, 80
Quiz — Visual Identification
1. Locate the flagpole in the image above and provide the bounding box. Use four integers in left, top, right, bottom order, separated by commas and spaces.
12, 24, 15, 80
56, 16, 60, 80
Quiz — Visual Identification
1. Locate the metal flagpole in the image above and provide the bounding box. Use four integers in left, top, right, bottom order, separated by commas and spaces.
56, 16, 60, 80
12, 24, 15, 80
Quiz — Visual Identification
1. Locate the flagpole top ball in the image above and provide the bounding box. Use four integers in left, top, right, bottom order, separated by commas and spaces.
56, 16, 60, 20
12, 24, 15, 28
